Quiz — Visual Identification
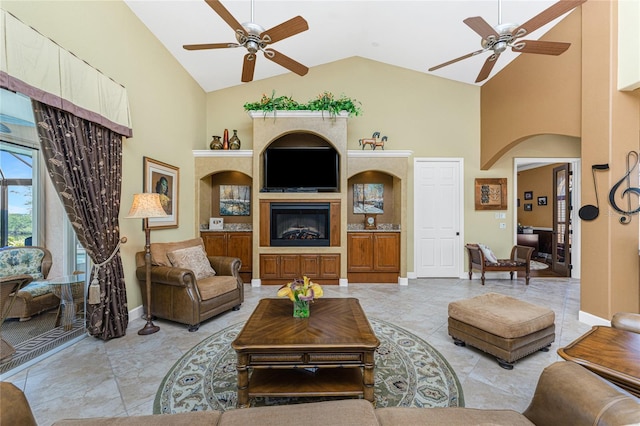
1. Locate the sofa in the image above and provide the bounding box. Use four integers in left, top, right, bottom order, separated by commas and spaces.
135, 237, 243, 331
0, 361, 628, 425
0, 246, 58, 321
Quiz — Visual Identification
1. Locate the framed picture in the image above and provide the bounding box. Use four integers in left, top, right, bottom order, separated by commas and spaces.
353, 183, 384, 214
144, 157, 179, 229
524, 191, 533, 200
524, 203, 533, 211
474, 178, 507, 210
209, 217, 224, 230
220, 185, 251, 216
537, 196, 548, 206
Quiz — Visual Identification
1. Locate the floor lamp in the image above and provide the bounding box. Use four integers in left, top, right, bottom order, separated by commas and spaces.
127, 193, 167, 335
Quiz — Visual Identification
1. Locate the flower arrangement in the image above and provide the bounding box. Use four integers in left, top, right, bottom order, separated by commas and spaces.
277, 276, 324, 302
243, 90, 362, 118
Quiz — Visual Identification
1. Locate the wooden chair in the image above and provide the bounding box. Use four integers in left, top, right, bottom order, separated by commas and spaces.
465, 244, 534, 285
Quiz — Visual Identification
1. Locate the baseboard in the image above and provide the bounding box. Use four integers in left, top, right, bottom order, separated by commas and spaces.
339, 278, 348, 287
578, 310, 610, 327
251, 278, 261, 287
398, 277, 408, 286
129, 304, 144, 321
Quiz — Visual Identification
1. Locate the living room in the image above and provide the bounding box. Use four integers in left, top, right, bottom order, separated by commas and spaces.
1, 0, 639, 423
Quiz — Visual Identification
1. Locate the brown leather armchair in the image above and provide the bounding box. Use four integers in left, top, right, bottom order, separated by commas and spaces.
135, 238, 243, 332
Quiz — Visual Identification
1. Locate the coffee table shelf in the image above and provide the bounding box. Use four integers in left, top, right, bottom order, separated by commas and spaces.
249, 367, 364, 398
232, 298, 379, 407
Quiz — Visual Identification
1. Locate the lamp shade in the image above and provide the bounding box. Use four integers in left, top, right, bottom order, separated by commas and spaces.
126, 193, 168, 219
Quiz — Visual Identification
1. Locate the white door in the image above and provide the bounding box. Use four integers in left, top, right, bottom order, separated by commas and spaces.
414, 159, 462, 277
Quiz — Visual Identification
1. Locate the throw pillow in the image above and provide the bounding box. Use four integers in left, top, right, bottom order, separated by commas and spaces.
167, 245, 216, 280
478, 243, 499, 263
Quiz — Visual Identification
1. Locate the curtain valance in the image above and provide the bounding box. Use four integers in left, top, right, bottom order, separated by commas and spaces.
0, 9, 133, 137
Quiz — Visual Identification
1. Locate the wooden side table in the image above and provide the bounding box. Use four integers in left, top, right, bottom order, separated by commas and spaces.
558, 326, 640, 397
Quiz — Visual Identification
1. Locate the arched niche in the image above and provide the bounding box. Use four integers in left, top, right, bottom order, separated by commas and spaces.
198, 170, 252, 229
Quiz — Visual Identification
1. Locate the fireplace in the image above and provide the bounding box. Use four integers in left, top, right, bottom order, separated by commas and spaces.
270, 202, 330, 247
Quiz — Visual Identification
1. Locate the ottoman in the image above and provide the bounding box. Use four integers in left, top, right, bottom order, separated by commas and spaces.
448, 293, 555, 369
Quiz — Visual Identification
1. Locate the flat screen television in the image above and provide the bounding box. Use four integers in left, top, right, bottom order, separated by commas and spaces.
263, 146, 339, 192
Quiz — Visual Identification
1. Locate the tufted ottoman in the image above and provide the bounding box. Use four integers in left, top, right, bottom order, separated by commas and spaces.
448, 293, 555, 369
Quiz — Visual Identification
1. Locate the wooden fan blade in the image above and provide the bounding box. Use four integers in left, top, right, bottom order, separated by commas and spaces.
183, 42, 240, 50
476, 53, 500, 83
463, 17, 499, 40
514, 0, 586, 37
513, 40, 571, 55
428, 49, 486, 72
205, 0, 245, 35
263, 49, 308, 76
262, 16, 309, 44
241, 53, 256, 82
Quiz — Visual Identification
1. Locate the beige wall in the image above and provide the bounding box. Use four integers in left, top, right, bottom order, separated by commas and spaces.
482, 1, 640, 318
5, 1, 638, 320
3, 1, 207, 309
480, 9, 582, 170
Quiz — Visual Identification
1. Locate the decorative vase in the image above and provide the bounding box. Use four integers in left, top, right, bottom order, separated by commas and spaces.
222, 129, 229, 150
229, 129, 241, 150
293, 300, 310, 318
209, 135, 223, 150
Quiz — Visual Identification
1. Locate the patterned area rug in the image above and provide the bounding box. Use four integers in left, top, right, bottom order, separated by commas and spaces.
154, 318, 464, 413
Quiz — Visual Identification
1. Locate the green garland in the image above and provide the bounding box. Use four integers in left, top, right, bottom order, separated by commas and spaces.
243, 91, 362, 118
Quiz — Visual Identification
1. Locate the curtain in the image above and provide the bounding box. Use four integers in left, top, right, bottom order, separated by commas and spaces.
31, 101, 128, 340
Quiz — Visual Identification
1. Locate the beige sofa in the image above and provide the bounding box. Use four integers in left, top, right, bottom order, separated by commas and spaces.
2, 361, 632, 425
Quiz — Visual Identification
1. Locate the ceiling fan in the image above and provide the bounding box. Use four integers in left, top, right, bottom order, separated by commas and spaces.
183, 0, 309, 83
428, 0, 587, 83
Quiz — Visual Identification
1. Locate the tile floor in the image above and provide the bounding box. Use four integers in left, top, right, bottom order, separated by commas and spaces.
7, 276, 591, 425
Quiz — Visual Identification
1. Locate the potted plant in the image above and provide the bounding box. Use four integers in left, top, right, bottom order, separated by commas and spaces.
244, 90, 362, 119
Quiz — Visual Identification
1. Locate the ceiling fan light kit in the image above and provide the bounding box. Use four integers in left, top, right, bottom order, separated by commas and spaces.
183, 0, 309, 83
428, 0, 587, 83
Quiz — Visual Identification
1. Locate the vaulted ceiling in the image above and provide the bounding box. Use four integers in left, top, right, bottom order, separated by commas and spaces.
125, 0, 580, 92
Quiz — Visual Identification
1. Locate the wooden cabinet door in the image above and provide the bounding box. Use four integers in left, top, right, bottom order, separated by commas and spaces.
347, 233, 374, 272
227, 232, 252, 273
319, 254, 340, 279
201, 233, 227, 256
374, 233, 400, 272
260, 255, 279, 279
300, 255, 320, 278
279, 255, 300, 279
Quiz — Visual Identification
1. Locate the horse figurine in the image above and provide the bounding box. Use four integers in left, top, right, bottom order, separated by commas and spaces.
359, 132, 387, 150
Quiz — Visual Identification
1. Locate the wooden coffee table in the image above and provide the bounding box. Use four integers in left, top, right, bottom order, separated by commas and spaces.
558, 326, 640, 397
231, 297, 379, 408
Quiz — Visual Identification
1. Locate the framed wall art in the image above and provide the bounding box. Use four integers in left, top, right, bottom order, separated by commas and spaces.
537, 196, 548, 206
524, 191, 533, 200
474, 178, 507, 210
353, 183, 384, 214
220, 185, 251, 216
524, 203, 533, 211
144, 157, 179, 229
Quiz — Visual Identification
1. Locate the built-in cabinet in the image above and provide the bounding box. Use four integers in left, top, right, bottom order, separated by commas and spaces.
259, 254, 340, 285
201, 231, 252, 283
194, 112, 409, 285
347, 232, 400, 283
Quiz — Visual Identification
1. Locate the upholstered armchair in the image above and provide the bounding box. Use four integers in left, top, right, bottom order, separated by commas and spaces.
611, 312, 640, 334
135, 237, 243, 331
0, 246, 58, 321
